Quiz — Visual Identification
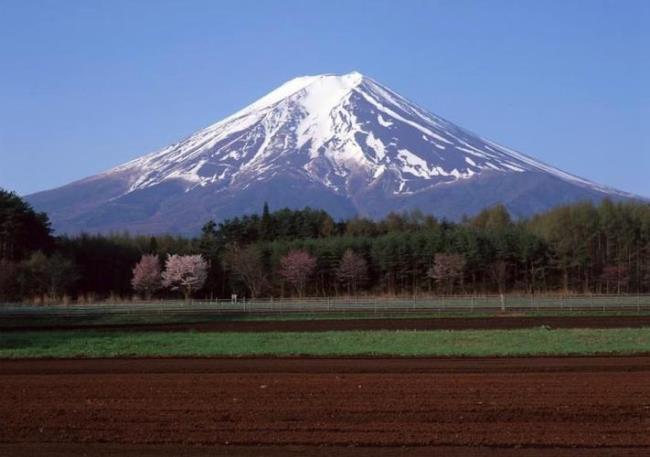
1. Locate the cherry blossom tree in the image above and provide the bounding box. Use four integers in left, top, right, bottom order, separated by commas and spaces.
337, 249, 368, 295
131, 254, 162, 299
162, 254, 208, 300
279, 250, 316, 297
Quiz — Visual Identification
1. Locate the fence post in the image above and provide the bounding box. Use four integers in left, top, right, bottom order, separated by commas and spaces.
500, 294, 505, 312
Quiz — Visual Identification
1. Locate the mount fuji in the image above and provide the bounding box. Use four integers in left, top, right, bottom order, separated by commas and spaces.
28, 71, 639, 234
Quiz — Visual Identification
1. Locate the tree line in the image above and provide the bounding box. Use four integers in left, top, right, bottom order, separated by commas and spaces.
1, 189, 649, 302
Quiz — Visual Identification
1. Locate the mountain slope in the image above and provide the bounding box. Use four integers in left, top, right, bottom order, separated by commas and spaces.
27, 71, 640, 234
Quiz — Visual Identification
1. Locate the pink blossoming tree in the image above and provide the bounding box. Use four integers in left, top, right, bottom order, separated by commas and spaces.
161, 254, 208, 300
279, 250, 316, 297
131, 254, 162, 299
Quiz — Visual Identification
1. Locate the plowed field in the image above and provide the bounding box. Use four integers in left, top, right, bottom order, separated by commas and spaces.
1, 357, 649, 456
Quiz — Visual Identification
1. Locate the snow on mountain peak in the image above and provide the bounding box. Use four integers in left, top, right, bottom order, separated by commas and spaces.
238, 71, 364, 116
109, 71, 623, 199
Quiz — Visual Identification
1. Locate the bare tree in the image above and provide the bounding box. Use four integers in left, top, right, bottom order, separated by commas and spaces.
490, 260, 508, 294
162, 254, 208, 300
17, 251, 50, 297
601, 264, 629, 294
46, 254, 79, 298
279, 250, 316, 297
427, 253, 466, 294
337, 249, 368, 295
223, 244, 267, 298
16, 252, 78, 300
131, 254, 162, 299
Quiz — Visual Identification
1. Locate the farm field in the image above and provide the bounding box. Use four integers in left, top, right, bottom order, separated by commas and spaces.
3, 305, 650, 455
2, 357, 650, 456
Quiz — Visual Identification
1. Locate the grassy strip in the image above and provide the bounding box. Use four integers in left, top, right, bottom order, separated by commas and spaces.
2, 327, 650, 358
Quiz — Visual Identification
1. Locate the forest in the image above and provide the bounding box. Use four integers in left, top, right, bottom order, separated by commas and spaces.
1, 188, 649, 302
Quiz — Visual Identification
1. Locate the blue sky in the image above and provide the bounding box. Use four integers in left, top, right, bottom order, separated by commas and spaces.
1, 0, 648, 197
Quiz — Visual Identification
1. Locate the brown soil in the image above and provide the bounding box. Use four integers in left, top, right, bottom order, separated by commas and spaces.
8, 314, 650, 332
1, 357, 649, 456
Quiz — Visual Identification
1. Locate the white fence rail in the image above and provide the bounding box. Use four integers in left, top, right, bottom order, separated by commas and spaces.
2, 294, 650, 319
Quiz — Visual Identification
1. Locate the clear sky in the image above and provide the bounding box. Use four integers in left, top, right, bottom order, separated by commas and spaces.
1, 0, 648, 197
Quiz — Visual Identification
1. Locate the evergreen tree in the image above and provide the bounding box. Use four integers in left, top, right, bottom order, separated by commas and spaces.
0, 189, 53, 261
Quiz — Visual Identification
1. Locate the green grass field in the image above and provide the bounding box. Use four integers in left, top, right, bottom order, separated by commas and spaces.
2, 327, 650, 358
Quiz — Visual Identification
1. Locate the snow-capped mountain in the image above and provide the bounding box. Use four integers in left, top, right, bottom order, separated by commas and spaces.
28, 71, 639, 234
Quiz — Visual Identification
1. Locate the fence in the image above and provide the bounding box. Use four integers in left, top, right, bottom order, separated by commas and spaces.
1, 294, 650, 320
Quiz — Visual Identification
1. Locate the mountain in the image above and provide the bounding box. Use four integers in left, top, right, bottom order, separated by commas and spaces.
27, 71, 640, 234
